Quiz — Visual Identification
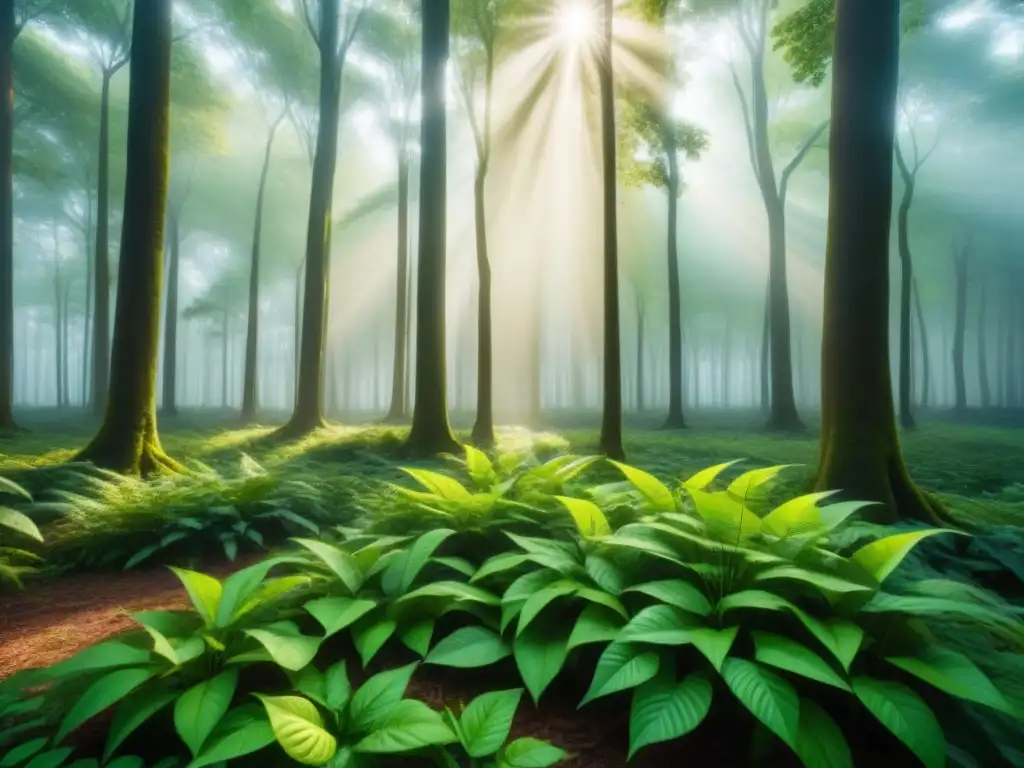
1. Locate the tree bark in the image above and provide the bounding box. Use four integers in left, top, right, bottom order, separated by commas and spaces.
90, 71, 116, 415
759, 280, 770, 411
912, 276, 930, 409
82, 186, 95, 406
75, 0, 181, 475
977, 278, 991, 409
470, 168, 494, 446
597, 0, 624, 460
636, 297, 645, 412
161, 208, 181, 414
813, 0, 944, 525
952, 240, 969, 413
401, 0, 460, 457
385, 150, 410, 422
895, 165, 916, 428
663, 138, 685, 428
0, 3, 16, 431
241, 111, 285, 422
279, 0, 347, 438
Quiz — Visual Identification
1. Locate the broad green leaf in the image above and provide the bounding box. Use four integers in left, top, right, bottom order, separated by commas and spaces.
216, 557, 297, 628
618, 605, 699, 646
583, 554, 626, 595
244, 625, 321, 671
175, 670, 239, 757
0, 477, 31, 500
885, 646, 1013, 714
184, 704, 275, 768
761, 491, 839, 538
325, 661, 352, 711
682, 460, 742, 491
503, 570, 562, 605
623, 579, 712, 616
402, 468, 472, 500
852, 677, 945, 768
132, 610, 201, 638
754, 566, 874, 595
752, 632, 850, 691
104, 687, 177, 761
817, 500, 879, 531
575, 587, 628, 620
517, 581, 578, 636
292, 539, 364, 593
304, 597, 377, 639
425, 627, 512, 669
628, 672, 712, 759
852, 530, 961, 584
21, 748, 74, 768
400, 619, 435, 657
396, 581, 501, 608
687, 488, 761, 541
567, 604, 625, 651
471, 553, 533, 583
504, 533, 580, 574
608, 460, 676, 511
384, 529, 457, 596
291, 666, 327, 708
579, 642, 660, 707
352, 618, 397, 667
354, 699, 456, 753
255, 694, 337, 766
721, 659, 799, 749
464, 445, 496, 488
688, 626, 739, 671
600, 534, 687, 569
55, 668, 156, 744
555, 496, 610, 539
0, 507, 42, 541
794, 698, 853, 768
499, 737, 568, 767
514, 621, 571, 704
458, 689, 523, 757
348, 663, 418, 732
21, 640, 151, 685
431, 556, 477, 578
0, 738, 46, 767
169, 567, 223, 627
727, 465, 795, 500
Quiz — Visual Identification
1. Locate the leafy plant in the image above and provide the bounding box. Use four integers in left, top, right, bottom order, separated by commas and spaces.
0, 476, 43, 587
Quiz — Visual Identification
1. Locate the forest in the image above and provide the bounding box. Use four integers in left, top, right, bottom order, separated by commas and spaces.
0, 0, 1023, 766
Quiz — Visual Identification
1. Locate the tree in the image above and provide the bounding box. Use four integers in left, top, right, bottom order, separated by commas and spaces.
278, 0, 368, 438
809, 0, 944, 525
620, 99, 708, 429
160, 155, 195, 416
75, 0, 182, 475
951, 231, 971, 413
401, 0, 460, 457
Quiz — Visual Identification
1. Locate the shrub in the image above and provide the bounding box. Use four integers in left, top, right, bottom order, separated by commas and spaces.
0, 476, 42, 588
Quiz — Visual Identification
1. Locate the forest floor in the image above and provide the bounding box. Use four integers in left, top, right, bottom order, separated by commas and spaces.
1, 408, 1023, 765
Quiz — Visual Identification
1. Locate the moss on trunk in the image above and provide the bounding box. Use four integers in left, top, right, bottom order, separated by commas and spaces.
75, 0, 181, 477
813, 0, 947, 526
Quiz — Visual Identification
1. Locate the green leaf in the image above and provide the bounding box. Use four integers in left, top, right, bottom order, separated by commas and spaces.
400, 619, 435, 657
687, 488, 761, 541
721, 659, 799, 749
682, 460, 742, 491
503, 533, 579, 574
471, 553, 534, 583
623, 579, 711, 616
618, 605, 699, 646
22, 748, 74, 768
402, 468, 472, 500
852, 677, 945, 768
885, 646, 1013, 714
554, 496, 610, 538
348, 663, 418, 733
754, 566, 875, 595
463, 444, 497, 488
608, 461, 676, 511
851, 530, 961, 584
0, 507, 42, 541
628, 672, 712, 759
169, 567, 223, 627
255, 694, 337, 766
215, 557, 290, 628
514, 621, 571, 704
244, 625, 321, 671
726, 465, 795, 500
352, 618, 397, 667
794, 698, 853, 768
458, 688, 523, 757
184, 704, 275, 768
324, 661, 352, 711
175, 670, 239, 757
55, 667, 156, 744
579, 642, 660, 707
354, 699, 457, 753
752, 632, 850, 691
761, 491, 839, 538
304, 597, 377, 639
425, 627, 512, 669
431, 556, 477, 578
688, 626, 739, 672
499, 737, 569, 767
292, 539, 364, 594
0, 477, 31, 500
104, 687, 177, 761
291, 666, 327, 708
567, 604, 625, 651
383, 528, 456, 596
0, 738, 46, 767
396, 581, 501, 608
517, 581, 578, 636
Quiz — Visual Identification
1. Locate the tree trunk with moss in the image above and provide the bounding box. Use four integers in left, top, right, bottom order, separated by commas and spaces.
241, 112, 284, 422
0, 3, 17, 433
401, 0, 459, 458
75, 0, 181, 476
597, 0, 624, 461
813, 0, 944, 525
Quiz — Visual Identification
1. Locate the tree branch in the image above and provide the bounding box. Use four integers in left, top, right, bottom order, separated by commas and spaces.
299, 0, 319, 47
454, 58, 485, 162
728, 62, 761, 187
778, 118, 829, 205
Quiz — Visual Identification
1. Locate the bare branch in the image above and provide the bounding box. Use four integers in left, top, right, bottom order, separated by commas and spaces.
779, 118, 829, 205
893, 134, 912, 183
299, 0, 319, 47
728, 61, 761, 186
454, 59, 485, 162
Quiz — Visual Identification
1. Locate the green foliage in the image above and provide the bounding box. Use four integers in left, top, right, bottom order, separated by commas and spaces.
619, 101, 710, 194
0, 477, 43, 587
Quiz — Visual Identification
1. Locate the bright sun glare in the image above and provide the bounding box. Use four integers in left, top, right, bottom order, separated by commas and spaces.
554, 1, 598, 45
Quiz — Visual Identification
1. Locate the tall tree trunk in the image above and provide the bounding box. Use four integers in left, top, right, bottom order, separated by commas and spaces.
280, 0, 347, 438
82, 189, 94, 406
912, 277, 930, 409
91, 71, 115, 415
54, 278, 63, 408
241, 113, 284, 421
61, 282, 70, 406
813, 0, 943, 525
597, 0, 624, 460
663, 149, 685, 428
385, 150, 410, 422
221, 311, 229, 409
896, 172, 916, 428
401, 0, 459, 457
759, 280, 770, 412
721, 314, 732, 407
75, 0, 181, 475
636, 299, 645, 413
470, 168, 494, 446
161, 209, 180, 414
978, 279, 991, 409
952, 240, 969, 413
0, 3, 16, 431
